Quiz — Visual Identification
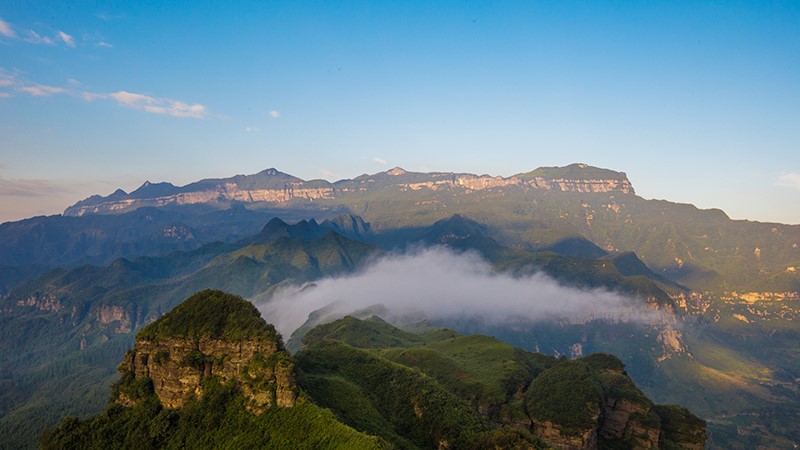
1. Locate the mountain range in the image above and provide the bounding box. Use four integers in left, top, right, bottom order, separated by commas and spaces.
1, 163, 799, 448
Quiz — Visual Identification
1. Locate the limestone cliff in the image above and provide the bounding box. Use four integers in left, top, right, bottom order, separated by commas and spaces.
64, 163, 635, 216
116, 290, 296, 413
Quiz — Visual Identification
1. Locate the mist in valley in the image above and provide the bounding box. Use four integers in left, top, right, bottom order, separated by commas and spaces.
258, 247, 661, 338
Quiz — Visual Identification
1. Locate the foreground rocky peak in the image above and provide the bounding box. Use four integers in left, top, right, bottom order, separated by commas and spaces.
117, 290, 296, 412
64, 163, 635, 216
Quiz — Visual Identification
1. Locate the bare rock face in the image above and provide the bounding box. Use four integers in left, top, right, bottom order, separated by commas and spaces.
532, 421, 599, 450
120, 336, 295, 411
600, 398, 659, 449
116, 290, 296, 413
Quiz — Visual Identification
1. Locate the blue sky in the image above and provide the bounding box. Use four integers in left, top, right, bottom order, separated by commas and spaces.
1, 1, 799, 224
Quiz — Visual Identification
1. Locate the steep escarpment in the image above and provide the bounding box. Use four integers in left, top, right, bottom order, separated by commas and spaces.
64, 163, 634, 216
118, 289, 296, 412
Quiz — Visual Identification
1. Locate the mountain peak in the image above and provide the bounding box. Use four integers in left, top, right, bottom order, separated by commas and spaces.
136, 289, 279, 341
386, 167, 407, 176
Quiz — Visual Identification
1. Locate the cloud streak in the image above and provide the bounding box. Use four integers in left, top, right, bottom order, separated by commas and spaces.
20, 84, 67, 96
0, 176, 68, 197
57, 31, 75, 47
778, 173, 800, 190
260, 248, 655, 338
0, 18, 76, 47
0, 70, 211, 119
0, 17, 16, 38
24, 30, 55, 45
108, 91, 209, 119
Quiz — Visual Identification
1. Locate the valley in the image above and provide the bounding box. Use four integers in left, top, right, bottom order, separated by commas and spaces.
0, 164, 798, 448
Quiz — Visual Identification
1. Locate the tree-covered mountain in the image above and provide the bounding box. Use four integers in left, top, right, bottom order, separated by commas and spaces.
0, 219, 378, 448
42, 293, 706, 449
0, 212, 688, 448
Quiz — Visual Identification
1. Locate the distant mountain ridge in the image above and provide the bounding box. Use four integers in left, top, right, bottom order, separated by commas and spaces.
64, 163, 634, 216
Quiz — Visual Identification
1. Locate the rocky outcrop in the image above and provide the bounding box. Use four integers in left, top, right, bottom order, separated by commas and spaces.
600, 398, 659, 449
526, 354, 705, 449
96, 305, 132, 333
533, 421, 598, 450
64, 164, 635, 216
14, 292, 63, 312
119, 335, 295, 411
116, 290, 297, 413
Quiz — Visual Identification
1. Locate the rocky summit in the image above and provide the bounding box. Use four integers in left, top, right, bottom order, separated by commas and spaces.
117, 290, 296, 413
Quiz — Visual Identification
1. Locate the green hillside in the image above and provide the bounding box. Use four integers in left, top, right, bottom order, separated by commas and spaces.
43, 300, 705, 450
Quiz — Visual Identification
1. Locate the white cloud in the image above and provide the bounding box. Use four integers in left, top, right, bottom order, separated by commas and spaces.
20, 84, 66, 96
80, 91, 104, 101
0, 18, 15, 38
98, 41, 113, 48
109, 90, 209, 119
269, 110, 280, 119
57, 31, 75, 47
373, 157, 387, 165
244, 126, 259, 132
0, 70, 211, 119
778, 173, 800, 190
261, 248, 656, 338
25, 30, 54, 45
319, 168, 338, 179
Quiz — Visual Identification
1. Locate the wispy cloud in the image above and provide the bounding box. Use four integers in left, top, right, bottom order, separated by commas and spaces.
57, 31, 75, 47
778, 173, 800, 190
373, 157, 387, 165
0, 69, 211, 119
98, 41, 113, 48
0, 176, 67, 197
0, 18, 79, 48
20, 84, 66, 96
109, 91, 209, 119
96, 13, 125, 21
24, 30, 55, 45
0, 17, 16, 38
269, 110, 280, 119
319, 168, 338, 179
244, 126, 259, 132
